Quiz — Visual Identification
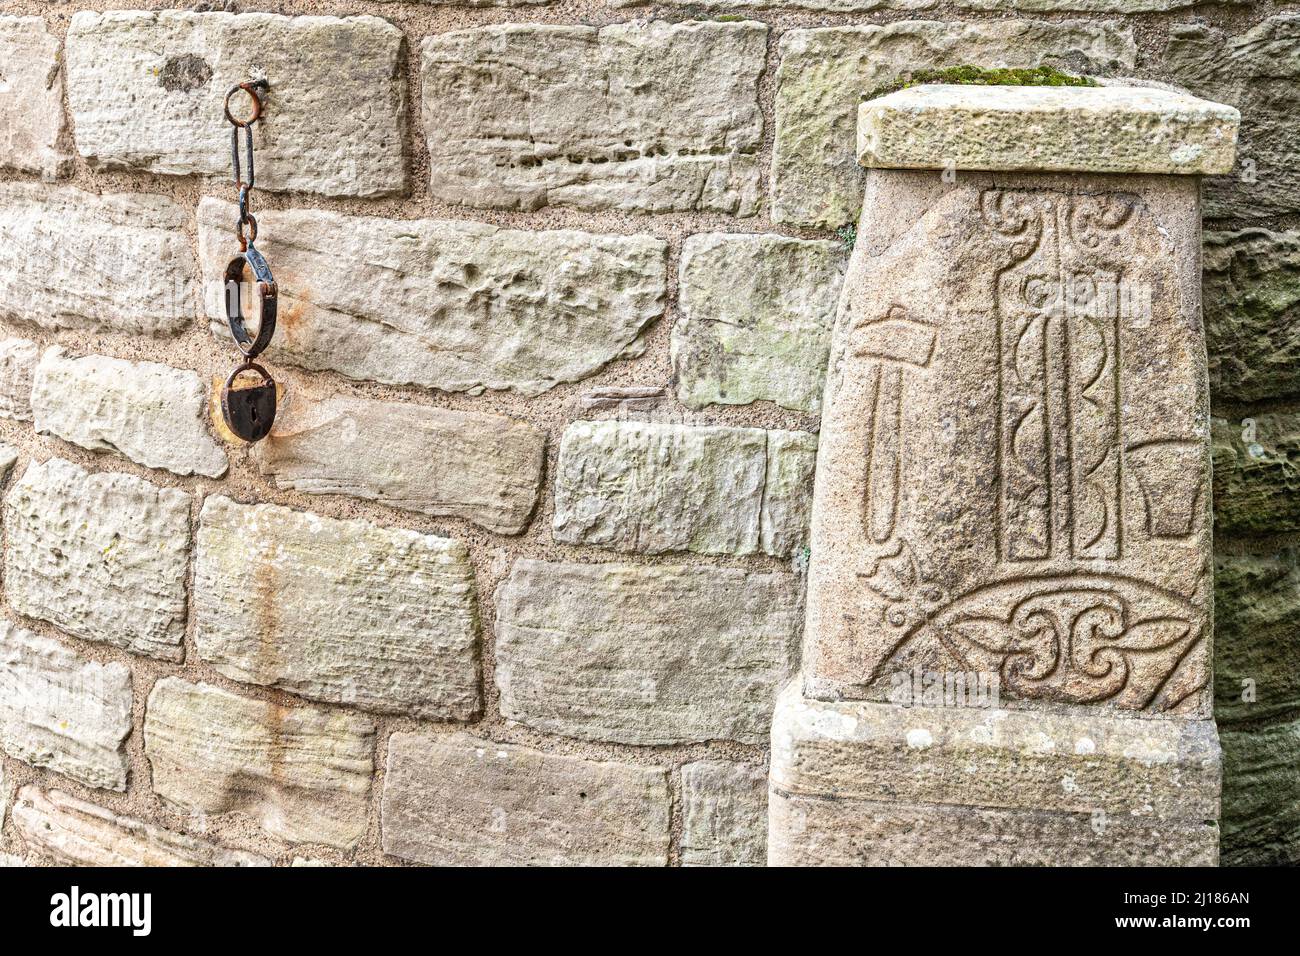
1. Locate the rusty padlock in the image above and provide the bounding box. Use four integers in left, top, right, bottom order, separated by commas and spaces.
221, 361, 277, 443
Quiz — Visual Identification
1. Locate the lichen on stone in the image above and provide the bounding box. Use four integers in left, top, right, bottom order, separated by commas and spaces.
865, 65, 1098, 102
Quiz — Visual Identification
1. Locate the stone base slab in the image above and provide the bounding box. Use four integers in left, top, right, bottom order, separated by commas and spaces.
768, 683, 1220, 866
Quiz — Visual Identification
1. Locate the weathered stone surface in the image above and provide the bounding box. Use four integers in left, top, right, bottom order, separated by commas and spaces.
681, 761, 768, 867
1221, 718, 1300, 866
66, 11, 406, 197
1215, 552, 1300, 727
769, 686, 1221, 865
494, 560, 802, 745
1212, 413, 1300, 538
254, 394, 545, 535
195, 496, 481, 719
5, 458, 190, 661
382, 732, 670, 866
198, 199, 665, 397
859, 85, 1237, 175
421, 21, 765, 215
0, 337, 37, 421
1204, 230, 1300, 402
1166, 15, 1300, 218
553, 420, 816, 557
12, 786, 270, 867
803, 169, 1212, 717
144, 678, 375, 850
0, 443, 16, 480
761, 430, 819, 560
772, 20, 1136, 228
673, 234, 845, 414
0, 17, 71, 177
0, 184, 194, 336
32, 347, 227, 478
0, 622, 132, 791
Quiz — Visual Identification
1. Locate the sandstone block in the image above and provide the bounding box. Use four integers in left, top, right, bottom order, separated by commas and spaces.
0, 184, 194, 335
4, 458, 191, 661
12, 787, 269, 867
771, 20, 1136, 228
65, 11, 406, 197
859, 85, 1237, 175
1212, 413, 1300, 538
0, 337, 38, 421
1220, 718, 1300, 866
1204, 229, 1300, 402
144, 678, 375, 850
32, 347, 227, 478
195, 496, 481, 719
421, 21, 765, 215
1166, 15, 1300, 218
552, 420, 816, 557
0, 621, 132, 791
762, 430, 819, 560
673, 234, 845, 414
1214, 552, 1300, 727
253, 393, 544, 535
681, 761, 768, 867
769, 686, 1220, 865
0, 17, 71, 177
381, 732, 670, 866
494, 559, 802, 745
198, 199, 666, 396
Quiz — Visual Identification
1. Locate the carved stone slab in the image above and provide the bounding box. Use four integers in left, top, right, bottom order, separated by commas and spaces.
803, 168, 1213, 717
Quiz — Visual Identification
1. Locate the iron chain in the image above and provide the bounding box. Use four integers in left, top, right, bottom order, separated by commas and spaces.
219, 80, 279, 444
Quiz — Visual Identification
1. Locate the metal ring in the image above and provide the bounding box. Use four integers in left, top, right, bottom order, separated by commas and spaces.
236, 212, 257, 250
223, 249, 278, 359
223, 82, 264, 128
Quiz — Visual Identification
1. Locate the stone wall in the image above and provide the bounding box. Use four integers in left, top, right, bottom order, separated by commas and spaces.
0, 0, 1295, 867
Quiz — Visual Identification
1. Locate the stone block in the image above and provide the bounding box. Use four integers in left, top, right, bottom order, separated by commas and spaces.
494, 559, 802, 745
381, 732, 670, 866
421, 21, 765, 215
769, 686, 1220, 865
197, 199, 666, 396
66, 11, 406, 197
195, 496, 481, 719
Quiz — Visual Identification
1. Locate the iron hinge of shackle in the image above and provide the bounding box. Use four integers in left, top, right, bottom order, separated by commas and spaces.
220, 79, 279, 444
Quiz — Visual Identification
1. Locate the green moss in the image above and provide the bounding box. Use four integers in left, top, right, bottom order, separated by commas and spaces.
836, 224, 857, 253
864, 65, 1097, 102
